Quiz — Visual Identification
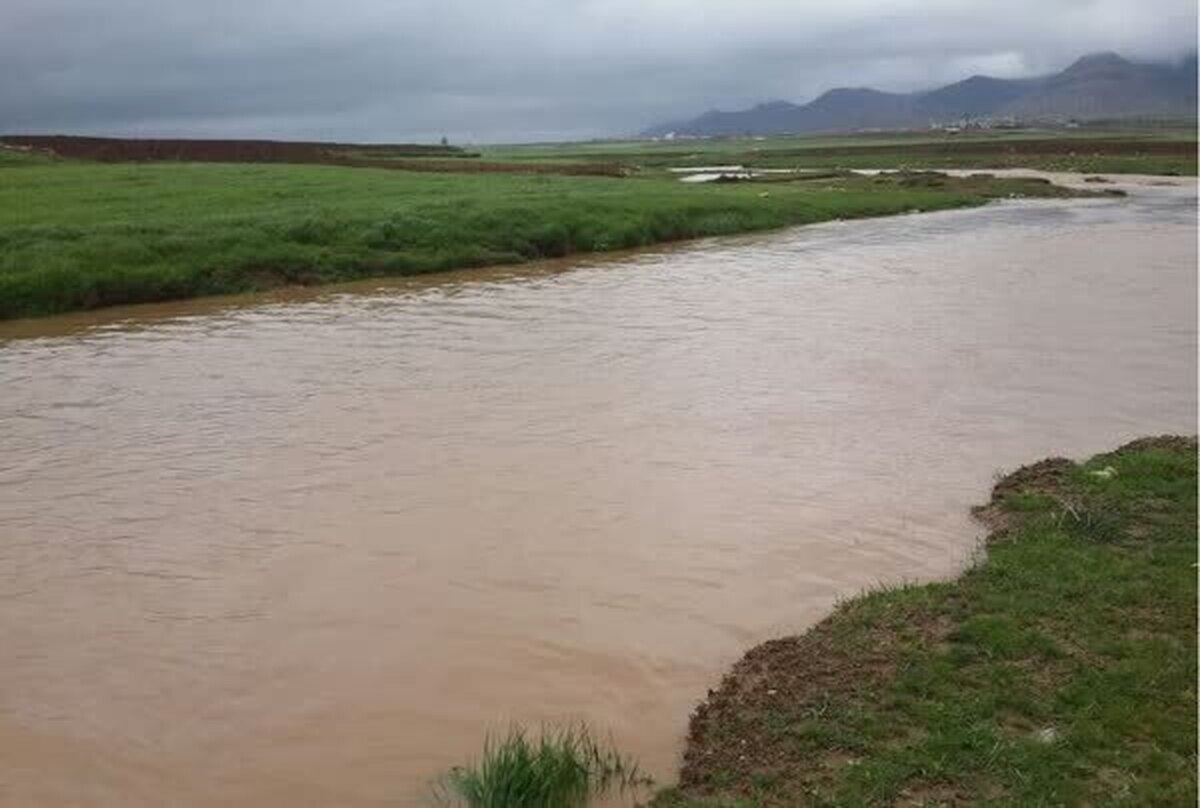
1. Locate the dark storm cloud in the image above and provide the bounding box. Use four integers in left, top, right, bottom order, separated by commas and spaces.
2, 0, 1195, 142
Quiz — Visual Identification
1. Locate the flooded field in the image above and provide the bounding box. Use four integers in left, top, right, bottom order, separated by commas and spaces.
1, 176, 1195, 805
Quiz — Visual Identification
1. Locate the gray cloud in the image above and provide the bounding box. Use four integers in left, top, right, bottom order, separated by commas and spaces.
2, 0, 1195, 142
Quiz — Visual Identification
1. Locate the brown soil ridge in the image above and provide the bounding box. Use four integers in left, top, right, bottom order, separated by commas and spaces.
0, 135, 471, 162
678, 603, 959, 802
1110, 434, 1198, 455
0, 135, 628, 177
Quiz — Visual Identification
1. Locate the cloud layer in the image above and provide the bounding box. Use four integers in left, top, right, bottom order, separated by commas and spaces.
3, 0, 1196, 142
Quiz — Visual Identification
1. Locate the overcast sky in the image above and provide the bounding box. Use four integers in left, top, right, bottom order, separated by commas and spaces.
2, 0, 1196, 143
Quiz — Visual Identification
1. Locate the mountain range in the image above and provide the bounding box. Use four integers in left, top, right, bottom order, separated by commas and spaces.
643, 52, 1198, 137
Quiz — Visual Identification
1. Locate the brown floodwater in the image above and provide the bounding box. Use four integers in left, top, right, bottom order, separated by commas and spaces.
1, 175, 1195, 806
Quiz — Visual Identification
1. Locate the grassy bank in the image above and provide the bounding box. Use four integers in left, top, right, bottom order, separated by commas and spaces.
0, 159, 1085, 320
655, 437, 1197, 807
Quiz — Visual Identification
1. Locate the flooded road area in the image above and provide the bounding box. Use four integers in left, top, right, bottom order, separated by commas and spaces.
1, 175, 1195, 805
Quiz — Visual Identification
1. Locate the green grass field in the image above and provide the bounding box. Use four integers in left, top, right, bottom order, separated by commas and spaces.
0, 155, 1084, 320
654, 436, 1198, 807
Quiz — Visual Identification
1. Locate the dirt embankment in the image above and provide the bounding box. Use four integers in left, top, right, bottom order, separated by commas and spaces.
0, 135, 628, 177
0, 135, 475, 162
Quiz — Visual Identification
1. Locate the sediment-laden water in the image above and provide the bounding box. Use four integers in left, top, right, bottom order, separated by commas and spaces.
1, 175, 1194, 806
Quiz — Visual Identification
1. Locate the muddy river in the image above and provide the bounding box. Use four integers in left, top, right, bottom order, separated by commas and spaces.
1, 175, 1195, 805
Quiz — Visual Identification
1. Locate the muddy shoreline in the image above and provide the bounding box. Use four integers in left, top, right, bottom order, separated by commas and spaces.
655, 436, 1198, 806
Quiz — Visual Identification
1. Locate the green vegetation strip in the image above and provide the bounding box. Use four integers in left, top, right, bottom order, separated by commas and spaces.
0, 157, 1084, 320
654, 437, 1197, 807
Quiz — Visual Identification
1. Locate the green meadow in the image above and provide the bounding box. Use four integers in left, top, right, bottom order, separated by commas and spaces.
0, 154, 1082, 320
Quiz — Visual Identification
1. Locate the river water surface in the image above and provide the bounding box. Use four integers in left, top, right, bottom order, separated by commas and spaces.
1, 175, 1195, 805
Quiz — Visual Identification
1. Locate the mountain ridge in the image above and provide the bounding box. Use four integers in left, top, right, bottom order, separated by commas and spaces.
643, 52, 1198, 137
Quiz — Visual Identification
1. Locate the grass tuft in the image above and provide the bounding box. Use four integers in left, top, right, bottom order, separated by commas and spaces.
436, 723, 651, 807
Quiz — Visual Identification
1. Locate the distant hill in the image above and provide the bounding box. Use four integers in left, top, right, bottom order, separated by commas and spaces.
643, 52, 1198, 137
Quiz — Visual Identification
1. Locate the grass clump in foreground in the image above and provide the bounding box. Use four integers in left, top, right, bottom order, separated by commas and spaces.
0, 160, 1087, 320
654, 436, 1197, 807
436, 723, 651, 807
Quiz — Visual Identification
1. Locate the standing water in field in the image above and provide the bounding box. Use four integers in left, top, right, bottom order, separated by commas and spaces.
0, 176, 1195, 805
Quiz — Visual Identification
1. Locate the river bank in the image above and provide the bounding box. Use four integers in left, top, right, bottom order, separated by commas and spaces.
653, 437, 1198, 807
0, 158, 1089, 320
